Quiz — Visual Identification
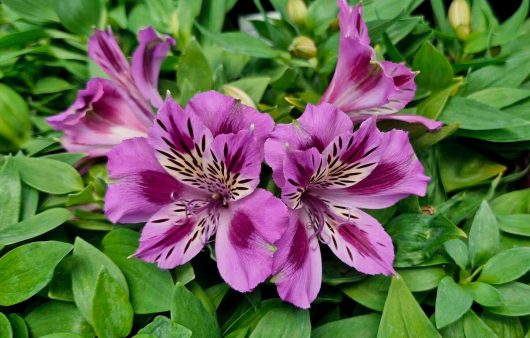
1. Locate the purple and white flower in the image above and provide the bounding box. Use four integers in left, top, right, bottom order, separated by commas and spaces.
264, 102, 429, 308
320, 0, 442, 130
47, 27, 174, 157
105, 91, 288, 292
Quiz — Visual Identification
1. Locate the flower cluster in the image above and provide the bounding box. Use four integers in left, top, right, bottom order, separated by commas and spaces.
48, 0, 435, 308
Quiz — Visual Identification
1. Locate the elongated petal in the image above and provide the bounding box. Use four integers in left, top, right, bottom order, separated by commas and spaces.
273, 210, 322, 309
187, 91, 274, 142
132, 27, 175, 108
47, 78, 149, 157
215, 189, 288, 292
338, 0, 370, 45
322, 208, 395, 275
105, 138, 187, 223
371, 114, 444, 130
135, 200, 214, 269
320, 36, 395, 113
88, 28, 131, 83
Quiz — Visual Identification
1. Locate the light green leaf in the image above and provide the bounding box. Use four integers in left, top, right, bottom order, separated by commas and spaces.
467, 87, 530, 109
488, 282, 530, 316
491, 189, 530, 215
25, 301, 94, 337
481, 312, 525, 338
3, 0, 58, 22
399, 267, 447, 292
136, 316, 192, 338
0, 158, 21, 230
462, 310, 497, 338
15, 156, 83, 194
225, 77, 271, 104
496, 214, 530, 236
467, 282, 503, 307
435, 277, 474, 329
0, 241, 72, 306
55, 0, 102, 35
311, 314, 380, 338
416, 83, 459, 120
468, 201, 499, 268
478, 247, 530, 284
177, 39, 213, 104
33, 77, 74, 94
91, 268, 134, 338
0, 84, 31, 152
413, 41, 453, 91
378, 275, 441, 338
0, 208, 71, 245
0, 313, 12, 338
176, 0, 202, 47
198, 27, 281, 58
250, 304, 310, 338
444, 239, 469, 271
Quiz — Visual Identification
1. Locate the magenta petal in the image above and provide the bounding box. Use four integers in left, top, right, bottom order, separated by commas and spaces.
320, 36, 395, 113
47, 78, 149, 157
281, 148, 322, 208
132, 27, 175, 108
376, 61, 417, 114
375, 114, 444, 130
105, 138, 187, 223
338, 0, 370, 46
323, 208, 395, 275
215, 189, 288, 292
187, 91, 274, 143
273, 210, 322, 309
88, 28, 131, 84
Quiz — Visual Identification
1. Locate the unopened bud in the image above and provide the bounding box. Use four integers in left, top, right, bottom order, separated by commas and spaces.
222, 84, 256, 109
448, 0, 471, 40
289, 36, 317, 59
287, 0, 307, 27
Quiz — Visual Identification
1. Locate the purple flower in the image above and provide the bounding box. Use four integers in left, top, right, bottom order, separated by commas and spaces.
320, 0, 442, 130
47, 27, 175, 157
264, 102, 429, 308
105, 91, 288, 292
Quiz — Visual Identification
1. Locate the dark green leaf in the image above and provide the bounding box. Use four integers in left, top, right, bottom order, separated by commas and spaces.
468, 201, 499, 268
341, 276, 389, 311
205, 283, 230, 310
399, 267, 447, 292
481, 312, 525, 338
15, 156, 83, 194
137, 316, 192, 338
311, 313, 380, 338
8, 313, 28, 338
0, 313, 12, 338
435, 277, 474, 329
249, 303, 310, 338
25, 301, 94, 337
55, 0, 102, 35
413, 41, 453, 91
478, 247, 530, 284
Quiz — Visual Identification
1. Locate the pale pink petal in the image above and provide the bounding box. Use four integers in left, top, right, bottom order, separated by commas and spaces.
374, 114, 444, 131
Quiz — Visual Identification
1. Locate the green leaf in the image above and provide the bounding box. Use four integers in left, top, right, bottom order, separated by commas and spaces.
71, 237, 128, 323
171, 283, 220, 338
91, 268, 134, 338
225, 77, 271, 104
15, 156, 83, 194
249, 304, 311, 338
478, 247, 530, 284
137, 316, 192, 338
435, 277, 474, 329
444, 239, 469, 271
0, 208, 71, 245
488, 282, 530, 316
198, 27, 281, 58
491, 189, 530, 215
378, 275, 441, 338
0, 313, 12, 338
399, 267, 447, 292
481, 312, 525, 338
305, 0, 339, 35
33, 77, 74, 94
416, 82, 460, 119
205, 283, 230, 310
341, 276, 389, 311
0, 158, 21, 230
387, 214, 465, 267
8, 314, 28, 338
412, 41, 453, 91
177, 39, 213, 104
311, 313, 380, 338
102, 229, 174, 314
496, 214, 530, 236
467, 282, 503, 307
467, 87, 530, 109
438, 143, 506, 192
0, 84, 31, 152
25, 301, 94, 337
20, 183, 39, 221
462, 311, 497, 338
0, 241, 72, 306
200, 0, 226, 33
438, 97, 527, 130
468, 201, 499, 268
176, 0, 202, 47
55, 0, 102, 35
3, 0, 58, 22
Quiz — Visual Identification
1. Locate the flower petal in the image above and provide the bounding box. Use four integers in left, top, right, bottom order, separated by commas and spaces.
338, 0, 370, 45
105, 137, 189, 223
373, 114, 444, 131
187, 91, 274, 142
88, 28, 131, 83
215, 189, 288, 292
135, 200, 215, 269
47, 78, 149, 157
273, 210, 322, 309
281, 148, 323, 209
132, 27, 175, 108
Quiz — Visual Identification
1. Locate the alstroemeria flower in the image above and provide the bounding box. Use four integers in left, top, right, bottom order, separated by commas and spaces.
105, 91, 288, 292
320, 0, 442, 130
47, 27, 174, 156
264, 103, 429, 308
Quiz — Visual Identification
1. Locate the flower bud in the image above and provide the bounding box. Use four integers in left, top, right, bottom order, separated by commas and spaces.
287, 0, 307, 27
289, 36, 317, 59
222, 84, 256, 109
448, 0, 471, 40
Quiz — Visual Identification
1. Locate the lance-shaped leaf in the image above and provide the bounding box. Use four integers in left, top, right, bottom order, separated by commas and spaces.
250, 303, 311, 338
25, 301, 94, 337
312, 313, 380, 338
488, 282, 530, 316
462, 310, 497, 338
435, 277, 474, 329
478, 247, 530, 285
137, 316, 192, 338
468, 201, 499, 268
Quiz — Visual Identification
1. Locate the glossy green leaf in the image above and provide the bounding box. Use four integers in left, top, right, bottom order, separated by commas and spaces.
0, 158, 21, 230
0, 241, 72, 306
0, 84, 31, 152
250, 303, 310, 338
0, 313, 12, 338
55, 0, 102, 35
171, 283, 220, 338
468, 201, 499, 268
478, 247, 530, 284
467, 282, 503, 307
496, 214, 530, 236
8, 313, 28, 338
102, 229, 174, 314
0, 208, 71, 245
488, 282, 530, 316
311, 313, 380, 338
444, 239, 469, 271
91, 268, 134, 338
413, 41, 453, 91
25, 301, 94, 337
15, 156, 83, 194
71, 237, 128, 322
378, 275, 441, 338
136, 316, 192, 338
435, 277, 474, 329
177, 39, 213, 104
462, 310, 497, 338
